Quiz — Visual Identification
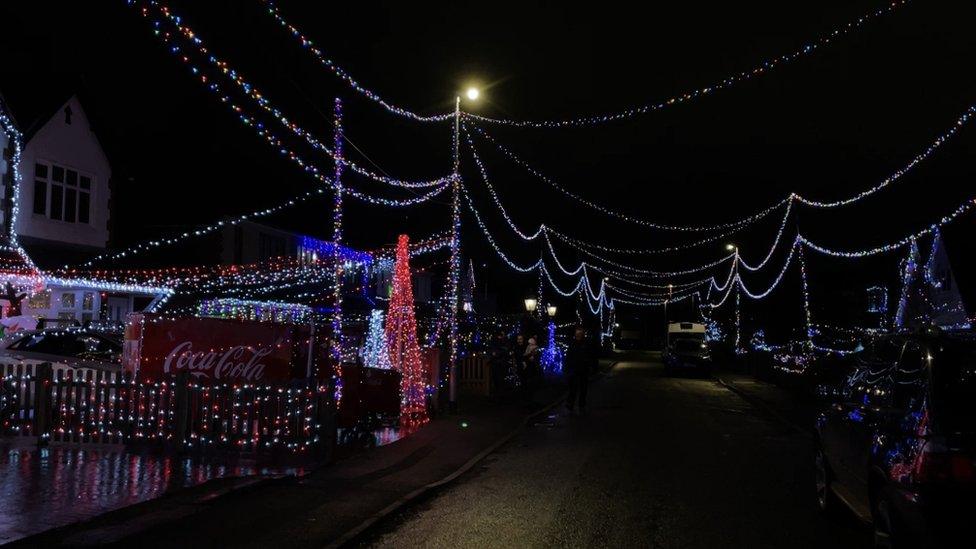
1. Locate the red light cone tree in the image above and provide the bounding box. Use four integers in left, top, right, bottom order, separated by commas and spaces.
386, 234, 429, 424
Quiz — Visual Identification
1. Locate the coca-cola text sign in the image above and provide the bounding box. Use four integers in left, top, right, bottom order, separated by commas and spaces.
128, 316, 302, 383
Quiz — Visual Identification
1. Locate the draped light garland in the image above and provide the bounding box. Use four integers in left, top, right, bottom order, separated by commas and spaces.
468, 91, 976, 243
257, 0, 454, 124
258, 0, 909, 129
463, 2, 909, 128
131, 2, 450, 207
137, 0, 452, 189
469, 124, 787, 232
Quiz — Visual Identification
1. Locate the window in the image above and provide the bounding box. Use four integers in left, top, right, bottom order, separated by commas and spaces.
27, 290, 51, 310
258, 232, 287, 260
60, 292, 76, 308
82, 292, 94, 310
33, 180, 47, 215
31, 161, 93, 224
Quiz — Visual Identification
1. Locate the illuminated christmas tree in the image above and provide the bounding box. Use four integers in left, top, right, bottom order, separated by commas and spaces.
386, 235, 429, 424
540, 321, 563, 374
361, 309, 393, 369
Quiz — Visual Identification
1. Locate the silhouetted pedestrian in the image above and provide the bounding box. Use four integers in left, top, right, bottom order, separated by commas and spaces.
564, 326, 595, 414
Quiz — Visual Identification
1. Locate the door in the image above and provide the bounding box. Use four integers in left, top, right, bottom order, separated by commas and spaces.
107, 297, 131, 322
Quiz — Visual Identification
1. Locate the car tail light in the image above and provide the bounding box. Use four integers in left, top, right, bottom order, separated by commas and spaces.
915, 442, 976, 484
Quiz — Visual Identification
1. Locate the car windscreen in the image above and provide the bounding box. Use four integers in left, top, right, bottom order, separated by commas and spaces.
8, 332, 120, 361
931, 343, 976, 432
674, 339, 705, 353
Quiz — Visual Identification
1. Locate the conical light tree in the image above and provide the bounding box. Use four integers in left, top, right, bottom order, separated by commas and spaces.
540, 320, 563, 374
386, 235, 429, 424
361, 309, 393, 369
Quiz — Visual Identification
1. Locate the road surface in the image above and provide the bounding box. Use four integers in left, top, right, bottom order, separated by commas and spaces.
363, 355, 869, 548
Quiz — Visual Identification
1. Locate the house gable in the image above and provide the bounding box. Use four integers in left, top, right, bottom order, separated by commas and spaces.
15, 95, 112, 251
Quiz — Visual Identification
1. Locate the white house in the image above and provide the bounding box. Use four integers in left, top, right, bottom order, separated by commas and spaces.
15, 94, 111, 251
0, 92, 170, 328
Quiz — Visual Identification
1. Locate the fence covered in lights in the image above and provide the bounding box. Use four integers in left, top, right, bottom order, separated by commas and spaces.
0, 362, 333, 457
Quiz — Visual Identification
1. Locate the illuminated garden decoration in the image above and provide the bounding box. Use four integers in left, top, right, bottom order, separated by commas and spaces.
361, 309, 393, 370
386, 235, 429, 424
540, 321, 563, 374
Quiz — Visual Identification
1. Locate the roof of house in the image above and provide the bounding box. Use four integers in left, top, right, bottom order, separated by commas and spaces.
940, 217, 976, 317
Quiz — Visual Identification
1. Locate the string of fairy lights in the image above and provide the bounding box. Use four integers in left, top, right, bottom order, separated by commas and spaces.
257, 0, 909, 128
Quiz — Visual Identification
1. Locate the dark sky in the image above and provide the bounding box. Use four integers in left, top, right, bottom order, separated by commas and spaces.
2, 1, 975, 329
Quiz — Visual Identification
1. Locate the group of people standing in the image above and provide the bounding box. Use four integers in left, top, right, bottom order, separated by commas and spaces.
485, 325, 598, 414
487, 331, 543, 392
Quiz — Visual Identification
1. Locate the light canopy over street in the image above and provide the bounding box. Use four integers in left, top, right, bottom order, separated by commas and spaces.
1, 2, 975, 548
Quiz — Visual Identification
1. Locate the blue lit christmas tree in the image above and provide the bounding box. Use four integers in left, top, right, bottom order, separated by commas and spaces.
540, 321, 563, 374
361, 309, 393, 369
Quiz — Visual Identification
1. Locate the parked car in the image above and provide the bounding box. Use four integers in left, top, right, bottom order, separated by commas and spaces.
0, 328, 122, 371
815, 330, 976, 548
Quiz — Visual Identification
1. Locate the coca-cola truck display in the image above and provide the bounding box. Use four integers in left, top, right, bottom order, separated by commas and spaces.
123, 313, 326, 383
123, 313, 402, 427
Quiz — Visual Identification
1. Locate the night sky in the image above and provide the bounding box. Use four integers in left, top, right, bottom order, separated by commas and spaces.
2, 1, 975, 333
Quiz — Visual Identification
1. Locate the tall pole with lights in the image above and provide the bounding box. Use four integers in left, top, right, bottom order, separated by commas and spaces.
448, 95, 462, 411
331, 98, 344, 365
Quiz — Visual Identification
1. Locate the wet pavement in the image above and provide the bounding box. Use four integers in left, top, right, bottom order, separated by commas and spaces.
0, 443, 302, 544
362, 356, 871, 548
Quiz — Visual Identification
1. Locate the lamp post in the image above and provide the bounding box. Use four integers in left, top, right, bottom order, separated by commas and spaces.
448, 85, 481, 413
524, 298, 538, 314
546, 305, 557, 318
664, 282, 673, 326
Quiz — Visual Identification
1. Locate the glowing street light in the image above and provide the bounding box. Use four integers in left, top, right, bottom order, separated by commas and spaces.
524, 298, 538, 313
547, 305, 557, 317
465, 87, 480, 101
726, 243, 737, 251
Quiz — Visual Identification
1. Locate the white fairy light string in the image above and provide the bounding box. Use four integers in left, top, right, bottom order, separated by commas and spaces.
60, 188, 332, 270
140, 0, 451, 189
258, 0, 909, 129
258, 0, 454, 124
133, 2, 451, 208
468, 93, 976, 243
469, 124, 788, 232
463, 2, 909, 128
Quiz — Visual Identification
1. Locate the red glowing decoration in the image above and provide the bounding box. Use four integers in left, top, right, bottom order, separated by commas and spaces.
385, 235, 429, 425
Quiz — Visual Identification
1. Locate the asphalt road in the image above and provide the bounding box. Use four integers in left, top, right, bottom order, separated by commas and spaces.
362, 355, 871, 548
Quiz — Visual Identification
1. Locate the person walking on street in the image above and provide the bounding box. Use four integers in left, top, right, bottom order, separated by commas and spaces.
564, 326, 595, 414
522, 336, 540, 388
487, 331, 511, 394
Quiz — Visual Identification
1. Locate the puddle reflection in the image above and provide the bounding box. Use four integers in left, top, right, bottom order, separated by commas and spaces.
0, 443, 301, 544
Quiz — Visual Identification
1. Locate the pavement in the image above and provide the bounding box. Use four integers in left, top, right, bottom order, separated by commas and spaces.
9, 359, 602, 548
359, 354, 870, 548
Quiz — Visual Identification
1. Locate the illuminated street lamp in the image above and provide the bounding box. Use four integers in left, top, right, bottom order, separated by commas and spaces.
465, 87, 480, 101
726, 243, 737, 252
524, 298, 538, 313
547, 305, 557, 317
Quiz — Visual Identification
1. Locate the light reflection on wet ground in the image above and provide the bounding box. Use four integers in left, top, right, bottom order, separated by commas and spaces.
0, 442, 302, 544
